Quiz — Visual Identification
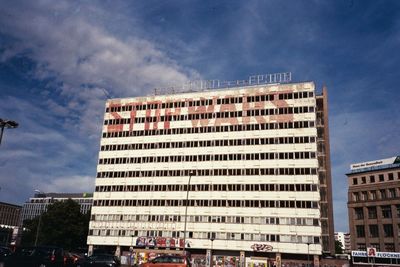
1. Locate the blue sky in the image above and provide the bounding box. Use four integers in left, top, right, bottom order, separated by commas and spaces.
0, 0, 399, 232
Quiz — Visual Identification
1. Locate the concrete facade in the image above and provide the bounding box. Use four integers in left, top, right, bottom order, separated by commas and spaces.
347, 156, 400, 252
88, 80, 334, 266
20, 192, 93, 224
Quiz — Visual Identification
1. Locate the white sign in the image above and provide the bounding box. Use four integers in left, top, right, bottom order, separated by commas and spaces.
350, 156, 400, 170
352, 251, 400, 259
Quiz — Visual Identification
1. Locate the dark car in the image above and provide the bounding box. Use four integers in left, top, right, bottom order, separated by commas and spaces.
75, 254, 120, 267
0, 246, 12, 262
3, 246, 64, 267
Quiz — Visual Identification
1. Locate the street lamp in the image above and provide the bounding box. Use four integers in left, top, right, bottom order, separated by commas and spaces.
0, 118, 18, 146
34, 189, 45, 246
183, 171, 194, 253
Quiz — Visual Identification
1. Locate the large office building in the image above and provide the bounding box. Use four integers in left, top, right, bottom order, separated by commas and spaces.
0, 201, 21, 246
20, 192, 93, 223
347, 156, 400, 252
88, 73, 335, 266
334, 232, 351, 254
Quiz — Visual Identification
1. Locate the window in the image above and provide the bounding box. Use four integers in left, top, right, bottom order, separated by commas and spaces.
353, 192, 360, 201
380, 189, 387, 199
388, 173, 394, 180
369, 175, 375, 183
384, 243, 395, 252
356, 225, 365, 238
397, 205, 400, 218
353, 178, 358, 185
361, 176, 366, 184
388, 188, 396, 198
355, 208, 364, 220
368, 207, 377, 219
370, 191, 377, 200
379, 174, 384, 182
383, 224, 393, 237
369, 225, 379, 238
381, 206, 392, 218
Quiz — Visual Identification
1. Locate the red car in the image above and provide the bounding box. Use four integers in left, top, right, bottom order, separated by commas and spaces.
141, 255, 191, 267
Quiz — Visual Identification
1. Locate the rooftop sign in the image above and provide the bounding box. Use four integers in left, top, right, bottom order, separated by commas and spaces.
350, 156, 400, 171
154, 72, 292, 95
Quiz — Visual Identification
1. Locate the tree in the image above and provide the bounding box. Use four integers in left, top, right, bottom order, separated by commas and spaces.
335, 240, 344, 254
22, 199, 90, 249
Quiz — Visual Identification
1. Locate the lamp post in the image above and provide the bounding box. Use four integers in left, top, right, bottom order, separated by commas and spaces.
183, 171, 194, 253
34, 190, 45, 246
0, 118, 18, 146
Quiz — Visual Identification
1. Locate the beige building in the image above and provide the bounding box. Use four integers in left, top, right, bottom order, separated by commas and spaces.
347, 156, 400, 252
88, 73, 335, 266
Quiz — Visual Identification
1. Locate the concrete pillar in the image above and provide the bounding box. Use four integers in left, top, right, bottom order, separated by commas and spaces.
206, 249, 211, 267
88, 245, 93, 256
275, 253, 281, 267
240, 251, 245, 267
313, 255, 319, 267
115, 245, 121, 257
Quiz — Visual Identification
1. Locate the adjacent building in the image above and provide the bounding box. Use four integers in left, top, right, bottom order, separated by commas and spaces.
0, 201, 21, 246
88, 73, 335, 266
347, 156, 400, 252
334, 232, 351, 254
20, 192, 93, 223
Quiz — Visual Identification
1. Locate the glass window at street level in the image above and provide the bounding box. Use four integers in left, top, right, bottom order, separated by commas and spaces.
355, 208, 364, 219
383, 224, 393, 237
368, 207, 377, 219
381, 206, 392, 218
369, 225, 379, 238
356, 225, 365, 237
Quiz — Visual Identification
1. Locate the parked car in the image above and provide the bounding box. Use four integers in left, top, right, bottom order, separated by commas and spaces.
141, 255, 191, 267
0, 246, 12, 261
75, 254, 120, 267
3, 246, 65, 267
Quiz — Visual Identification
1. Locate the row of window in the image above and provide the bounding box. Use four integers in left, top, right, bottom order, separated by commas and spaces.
355, 224, 397, 238
102, 121, 315, 138
95, 183, 318, 193
354, 205, 400, 220
96, 167, 318, 178
89, 228, 320, 245
352, 172, 400, 185
100, 136, 316, 152
98, 151, 316, 165
351, 188, 399, 202
90, 213, 319, 226
106, 91, 315, 112
356, 242, 397, 252
105, 106, 314, 125
93, 199, 319, 209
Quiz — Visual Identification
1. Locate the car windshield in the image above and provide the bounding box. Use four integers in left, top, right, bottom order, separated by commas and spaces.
153, 256, 185, 263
